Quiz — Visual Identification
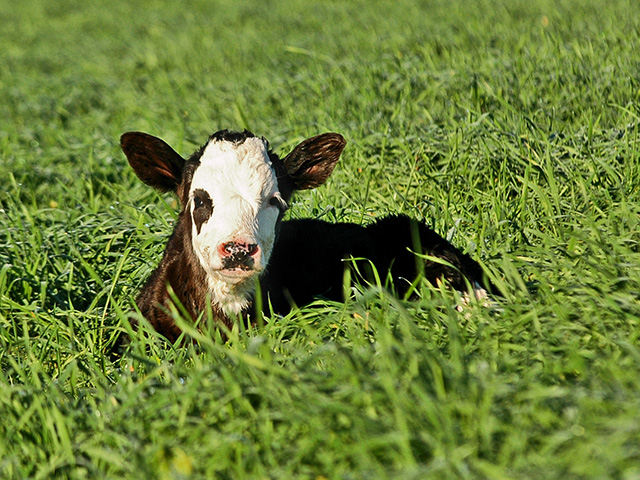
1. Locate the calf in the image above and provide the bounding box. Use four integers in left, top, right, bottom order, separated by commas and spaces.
121, 129, 345, 342
122, 129, 494, 342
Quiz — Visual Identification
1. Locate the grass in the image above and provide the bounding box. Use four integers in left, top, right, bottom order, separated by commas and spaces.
1, 0, 640, 478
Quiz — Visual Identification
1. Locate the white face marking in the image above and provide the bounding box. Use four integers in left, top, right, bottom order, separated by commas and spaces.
188, 136, 283, 314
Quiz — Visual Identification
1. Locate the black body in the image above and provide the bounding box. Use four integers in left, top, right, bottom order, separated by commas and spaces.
261, 214, 491, 314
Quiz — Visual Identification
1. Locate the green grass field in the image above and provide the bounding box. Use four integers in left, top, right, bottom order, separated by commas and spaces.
1, 0, 639, 478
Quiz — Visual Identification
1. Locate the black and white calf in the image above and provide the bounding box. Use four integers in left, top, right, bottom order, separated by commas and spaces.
121, 129, 493, 342
121, 129, 345, 341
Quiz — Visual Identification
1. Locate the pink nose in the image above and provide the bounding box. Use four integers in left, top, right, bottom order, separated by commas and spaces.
218, 241, 259, 258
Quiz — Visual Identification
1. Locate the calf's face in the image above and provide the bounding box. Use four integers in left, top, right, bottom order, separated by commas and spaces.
187, 134, 284, 282
120, 129, 345, 312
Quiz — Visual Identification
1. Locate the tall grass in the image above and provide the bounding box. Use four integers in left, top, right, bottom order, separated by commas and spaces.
1, 0, 639, 478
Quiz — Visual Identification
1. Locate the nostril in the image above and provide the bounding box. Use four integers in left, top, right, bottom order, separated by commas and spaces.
219, 242, 235, 257
247, 243, 259, 256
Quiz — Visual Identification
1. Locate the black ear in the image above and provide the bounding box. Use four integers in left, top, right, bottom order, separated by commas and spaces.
120, 132, 185, 192
282, 133, 346, 190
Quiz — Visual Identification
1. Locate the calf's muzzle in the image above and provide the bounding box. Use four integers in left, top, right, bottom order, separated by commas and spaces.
218, 241, 260, 271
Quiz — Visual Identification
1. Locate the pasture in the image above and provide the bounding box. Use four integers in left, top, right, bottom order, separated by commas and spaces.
1, 0, 639, 478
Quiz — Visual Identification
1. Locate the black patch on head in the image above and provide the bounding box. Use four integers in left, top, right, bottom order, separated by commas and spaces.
192, 188, 213, 234
209, 129, 257, 145
185, 130, 260, 166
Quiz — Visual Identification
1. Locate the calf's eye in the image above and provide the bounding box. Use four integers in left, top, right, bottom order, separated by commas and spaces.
193, 189, 212, 210
268, 194, 288, 212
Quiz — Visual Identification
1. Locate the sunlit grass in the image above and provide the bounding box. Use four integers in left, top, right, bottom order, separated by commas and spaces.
1, 0, 639, 478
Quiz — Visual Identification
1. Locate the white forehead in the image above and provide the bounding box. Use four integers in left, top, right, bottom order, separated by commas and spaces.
191, 136, 277, 197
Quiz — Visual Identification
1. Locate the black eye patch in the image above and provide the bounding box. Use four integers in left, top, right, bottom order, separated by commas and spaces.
192, 188, 213, 234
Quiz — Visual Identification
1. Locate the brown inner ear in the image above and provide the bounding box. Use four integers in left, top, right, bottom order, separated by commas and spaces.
284, 133, 346, 190
120, 132, 185, 192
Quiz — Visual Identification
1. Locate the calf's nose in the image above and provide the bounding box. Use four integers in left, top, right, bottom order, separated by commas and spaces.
218, 241, 259, 258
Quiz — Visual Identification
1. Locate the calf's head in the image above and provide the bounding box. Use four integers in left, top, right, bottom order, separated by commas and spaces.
120, 129, 345, 313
